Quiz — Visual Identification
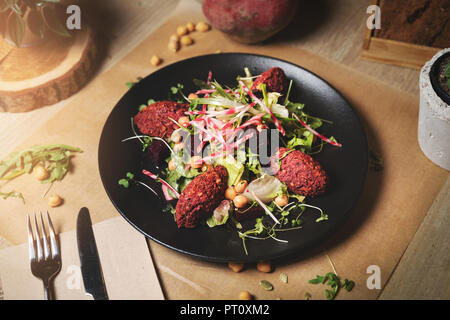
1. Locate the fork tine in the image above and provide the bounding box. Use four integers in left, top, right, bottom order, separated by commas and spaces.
40, 212, 50, 260
34, 213, 44, 262
27, 214, 36, 262
46, 211, 59, 258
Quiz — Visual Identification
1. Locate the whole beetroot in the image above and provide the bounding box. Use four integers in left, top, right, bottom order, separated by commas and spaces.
202, 0, 298, 43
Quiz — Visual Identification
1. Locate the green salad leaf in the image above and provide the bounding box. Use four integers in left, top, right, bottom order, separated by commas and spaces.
0, 191, 24, 203
308, 272, 355, 300
0, 144, 82, 183
206, 214, 229, 227
214, 156, 244, 186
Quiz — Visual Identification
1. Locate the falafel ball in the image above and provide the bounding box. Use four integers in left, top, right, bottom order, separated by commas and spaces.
134, 100, 188, 139
251, 67, 288, 95
275, 147, 328, 197
175, 165, 228, 228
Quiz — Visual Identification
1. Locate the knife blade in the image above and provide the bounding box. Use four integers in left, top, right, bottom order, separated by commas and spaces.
76, 207, 108, 300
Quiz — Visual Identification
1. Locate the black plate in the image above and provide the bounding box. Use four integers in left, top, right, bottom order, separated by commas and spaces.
98, 53, 368, 263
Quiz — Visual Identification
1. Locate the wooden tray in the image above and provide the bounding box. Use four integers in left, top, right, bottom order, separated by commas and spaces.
361, 0, 443, 69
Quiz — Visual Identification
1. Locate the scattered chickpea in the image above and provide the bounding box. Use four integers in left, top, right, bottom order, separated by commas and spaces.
274, 194, 289, 207
173, 142, 184, 153
171, 131, 183, 143
188, 93, 199, 100
257, 260, 272, 273
225, 186, 237, 200
176, 25, 188, 36
180, 35, 193, 46
168, 39, 180, 52
195, 21, 210, 32
234, 180, 248, 194
178, 116, 190, 126
168, 159, 176, 171
169, 34, 179, 42
233, 194, 248, 208
228, 262, 244, 273
186, 22, 195, 32
48, 194, 63, 208
190, 156, 203, 169
239, 291, 253, 300
33, 165, 49, 181
150, 55, 162, 66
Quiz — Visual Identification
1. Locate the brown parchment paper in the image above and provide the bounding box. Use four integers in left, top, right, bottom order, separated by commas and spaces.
0, 0, 447, 299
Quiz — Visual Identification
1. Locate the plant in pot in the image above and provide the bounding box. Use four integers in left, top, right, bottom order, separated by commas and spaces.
0, 0, 71, 48
430, 52, 450, 104
418, 48, 450, 171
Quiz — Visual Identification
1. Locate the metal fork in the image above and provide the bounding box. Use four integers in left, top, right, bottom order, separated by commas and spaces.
27, 211, 61, 300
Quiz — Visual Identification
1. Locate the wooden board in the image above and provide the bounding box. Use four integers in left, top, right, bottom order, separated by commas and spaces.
361, 0, 444, 69
0, 28, 98, 113
362, 36, 441, 69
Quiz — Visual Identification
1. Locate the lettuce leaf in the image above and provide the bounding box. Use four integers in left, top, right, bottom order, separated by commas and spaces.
214, 156, 244, 186
206, 200, 231, 227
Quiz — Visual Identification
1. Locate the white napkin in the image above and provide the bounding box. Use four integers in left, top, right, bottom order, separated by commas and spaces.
0, 217, 164, 300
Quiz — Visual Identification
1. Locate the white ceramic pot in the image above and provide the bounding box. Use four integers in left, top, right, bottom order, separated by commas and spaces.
418, 48, 450, 171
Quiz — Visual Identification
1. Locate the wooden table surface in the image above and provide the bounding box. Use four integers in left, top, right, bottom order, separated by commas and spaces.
0, 0, 448, 300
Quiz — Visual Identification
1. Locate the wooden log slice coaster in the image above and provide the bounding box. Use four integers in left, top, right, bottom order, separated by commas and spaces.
0, 27, 97, 113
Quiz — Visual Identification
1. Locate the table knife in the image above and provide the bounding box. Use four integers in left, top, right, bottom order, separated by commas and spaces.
76, 207, 109, 300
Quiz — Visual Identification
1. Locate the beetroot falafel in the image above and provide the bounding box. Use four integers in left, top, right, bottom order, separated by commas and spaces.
176, 166, 228, 228
134, 100, 188, 139
276, 147, 328, 197
251, 67, 288, 95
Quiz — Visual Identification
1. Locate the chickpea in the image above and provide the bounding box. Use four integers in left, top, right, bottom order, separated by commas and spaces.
233, 194, 248, 208
176, 25, 188, 36
190, 156, 203, 169
234, 180, 248, 194
274, 194, 289, 207
228, 262, 244, 273
239, 291, 253, 300
225, 186, 237, 200
48, 194, 63, 207
186, 22, 195, 32
168, 39, 180, 52
178, 116, 190, 126
33, 165, 49, 181
168, 159, 176, 171
188, 93, 199, 100
195, 21, 210, 32
180, 35, 193, 46
171, 130, 182, 143
169, 34, 179, 42
150, 55, 161, 66
201, 165, 208, 172
173, 142, 184, 153
257, 260, 272, 273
